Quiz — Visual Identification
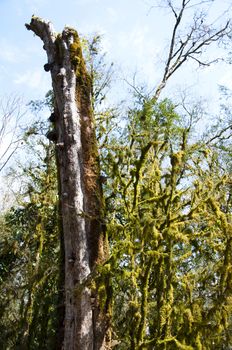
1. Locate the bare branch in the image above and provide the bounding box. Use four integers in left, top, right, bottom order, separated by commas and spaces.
146, 0, 214, 16
205, 123, 232, 145
0, 144, 21, 173
152, 0, 231, 101
185, 0, 215, 9
0, 96, 26, 173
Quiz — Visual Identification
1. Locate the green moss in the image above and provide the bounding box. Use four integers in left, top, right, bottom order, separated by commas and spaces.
67, 31, 92, 93
69, 42, 82, 67
171, 151, 184, 169
98, 284, 107, 309
195, 333, 203, 350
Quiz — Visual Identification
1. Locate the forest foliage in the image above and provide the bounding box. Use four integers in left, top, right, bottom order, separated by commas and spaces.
1, 91, 231, 350
0, 1, 232, 349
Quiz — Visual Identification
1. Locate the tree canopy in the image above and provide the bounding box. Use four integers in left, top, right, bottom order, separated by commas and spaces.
0, 1, 232, 349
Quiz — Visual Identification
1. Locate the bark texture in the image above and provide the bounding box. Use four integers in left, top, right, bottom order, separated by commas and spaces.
26, 16, 109, 350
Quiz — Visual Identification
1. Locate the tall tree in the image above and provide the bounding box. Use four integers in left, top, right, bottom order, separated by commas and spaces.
23, 2, 232, 348
102, 96, 232, 349
25, 17, 109, 350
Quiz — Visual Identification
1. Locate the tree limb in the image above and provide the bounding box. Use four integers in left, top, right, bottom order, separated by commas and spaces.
152, 0, 231, 101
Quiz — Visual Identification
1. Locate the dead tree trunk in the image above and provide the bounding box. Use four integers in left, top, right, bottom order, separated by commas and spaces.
26, 16, 109, 350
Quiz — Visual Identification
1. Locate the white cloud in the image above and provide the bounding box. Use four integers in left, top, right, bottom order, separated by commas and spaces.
14, 70, 45, 88
0, 36, 45, 66
218, 71, 232, 90
24, 0, 47, 11
114, 26, 161, 86
106, 7, 118, 23
0, 41, 26, 63
74, 0, 100, 4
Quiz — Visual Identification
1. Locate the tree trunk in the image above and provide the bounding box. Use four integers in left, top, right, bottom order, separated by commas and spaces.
26, 16, 109, 350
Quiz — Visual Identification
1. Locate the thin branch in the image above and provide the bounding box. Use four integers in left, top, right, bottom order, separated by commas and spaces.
163, 0, 189, 83
0, 144, 20, 173
206, 124, 232, 145
152, 0, 231, 101
186, 0, 215, 9
0, 96, 26, 172
124, 77, 147, 100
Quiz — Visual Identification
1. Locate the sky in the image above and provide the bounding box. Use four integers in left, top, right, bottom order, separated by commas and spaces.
0, 0, 163, 101
0, 0, 232, 103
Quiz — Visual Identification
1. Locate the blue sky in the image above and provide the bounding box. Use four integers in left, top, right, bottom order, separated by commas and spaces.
0, 0, 232, 104
0, 0, 162, 101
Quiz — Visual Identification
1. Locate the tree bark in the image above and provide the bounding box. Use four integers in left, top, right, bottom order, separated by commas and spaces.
26, 16, 109, 350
